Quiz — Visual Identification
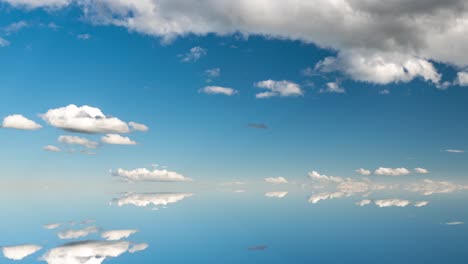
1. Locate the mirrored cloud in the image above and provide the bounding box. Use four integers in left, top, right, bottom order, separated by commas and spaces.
406, 179, 468, 196
112, 167, 192, 182
58, 226, 99, 240
41, 240, 130, 264
113, 192, 194, 208
101, 229, 138, 241
374, 199, 411, 207
264, 177, 288, 184
1, 244, 42, 260
264, 191, 288, 198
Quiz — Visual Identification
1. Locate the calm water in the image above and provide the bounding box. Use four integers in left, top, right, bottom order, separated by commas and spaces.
1, 180, 467, 264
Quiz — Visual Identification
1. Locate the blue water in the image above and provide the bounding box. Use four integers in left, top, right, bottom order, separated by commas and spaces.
1, 185, 467, 264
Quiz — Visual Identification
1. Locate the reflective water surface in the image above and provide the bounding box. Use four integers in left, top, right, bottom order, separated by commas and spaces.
1, 176, 468, 264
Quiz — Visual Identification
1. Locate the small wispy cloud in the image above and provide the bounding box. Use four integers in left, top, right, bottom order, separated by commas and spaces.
199, 86, 238, 96
179, 46, 206, 62
77, 33, 91, 40
445, 149, 464, 153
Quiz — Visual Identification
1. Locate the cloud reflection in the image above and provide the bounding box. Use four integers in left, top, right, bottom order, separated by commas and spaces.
113, 192, 194, 208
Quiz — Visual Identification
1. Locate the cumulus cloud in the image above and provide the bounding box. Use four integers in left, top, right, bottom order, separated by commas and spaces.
455, 72, 468, 86
1, 114, 42, 130
374, 199, 410, 207
264, 191, 288, 198
264, 177, 288, 184
41, 240, 130, 264
43, 145, 61, 152
101, 134, 137, 145
6, 0, 468, 85
255, 80, 303, 98
320, 82, 345, 93
112, 167, 191, 182
179, 46, 206, 62
308, 170, 344, 183
41, 104, 131, 134
58, 135, 99, 149
1, 244, 42, 260
101, 229, 138, 241
58, 226, 99, 240
114, 192, 194, 208
374, 167, 410, 176
414, 167, 429, 174
355, 168, 371, 176
129, 122, 148, 132
128, 243, 148, 253
199, 86, 238, 96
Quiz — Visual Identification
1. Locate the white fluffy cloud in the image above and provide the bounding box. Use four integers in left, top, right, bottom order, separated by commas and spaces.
58, 226, 99, 240
58, 135, 99, 149
374, 199, 410, 207
179, 46, 206, 62
41, 240, 130, 264
101, 229, 138, 241
101, 134, 137, 145
374, 167, 410, 176
41, 105, 131, 134
264, 177, 288, 184
199, 86, 238, 96
414, 167, 429, 174
320, 82, 345, 93
129, 122, 148, 132
255, 80, 303, 98
114, 192, 194, 207
1, 114, 42, 130
112, 167, 191, 182
308, 170, 344, 183
455, 72, 468, 86
264, 191, 288, 198
355, 168, 371, 176
2, 244, 42, 260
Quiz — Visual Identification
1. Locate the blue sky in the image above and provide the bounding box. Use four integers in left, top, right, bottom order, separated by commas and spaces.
1, 2, 468, 262
1, 2, 468, 184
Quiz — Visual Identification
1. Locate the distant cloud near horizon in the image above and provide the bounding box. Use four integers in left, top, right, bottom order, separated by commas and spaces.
414, 168, 429, 174
264, 177, 288, 184
112, 167, 192, 182
374, 167, 410, 176
43, 145, 61, 152
355, 168, 371, 176
1, 114, 42, 130
445, 149, 465, 153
